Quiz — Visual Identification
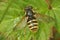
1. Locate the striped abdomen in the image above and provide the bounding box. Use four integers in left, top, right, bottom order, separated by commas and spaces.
27, 19, 38, 32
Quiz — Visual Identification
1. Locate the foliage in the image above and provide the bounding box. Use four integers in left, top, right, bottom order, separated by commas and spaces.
0, 0, 60, 40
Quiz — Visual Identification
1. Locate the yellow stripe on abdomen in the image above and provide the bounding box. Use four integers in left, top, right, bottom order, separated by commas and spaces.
27, 19, 38, 32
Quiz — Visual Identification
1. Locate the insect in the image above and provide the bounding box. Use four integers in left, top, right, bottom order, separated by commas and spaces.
13, 6, 54, 32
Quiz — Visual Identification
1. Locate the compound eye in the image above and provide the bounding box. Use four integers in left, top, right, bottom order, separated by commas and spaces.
27, 6, 33, 9
25, 6, 33, 10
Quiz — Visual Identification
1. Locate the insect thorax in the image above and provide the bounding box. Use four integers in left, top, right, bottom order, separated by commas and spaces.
27, 11, 36, 22
25, 9, 35, 22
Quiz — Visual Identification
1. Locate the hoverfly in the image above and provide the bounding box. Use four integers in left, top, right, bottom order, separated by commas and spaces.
13, 6, 54, 32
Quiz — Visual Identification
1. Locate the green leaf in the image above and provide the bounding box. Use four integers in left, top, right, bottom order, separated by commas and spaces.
0, 0, 60, 40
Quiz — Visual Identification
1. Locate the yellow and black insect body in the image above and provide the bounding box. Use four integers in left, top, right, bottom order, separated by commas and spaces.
25, 6, 38, 32
14, 6, 54, 33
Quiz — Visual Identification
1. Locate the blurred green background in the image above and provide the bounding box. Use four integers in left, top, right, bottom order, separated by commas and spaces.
0, 0, 60, 40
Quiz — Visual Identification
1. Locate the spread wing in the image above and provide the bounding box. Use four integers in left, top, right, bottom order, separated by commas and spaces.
13, 16, 28, 31
34, 13, 55, 23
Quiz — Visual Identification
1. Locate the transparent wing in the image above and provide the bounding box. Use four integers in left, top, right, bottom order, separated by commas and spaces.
34, 13, 55, 23
13, 16, 28, 30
